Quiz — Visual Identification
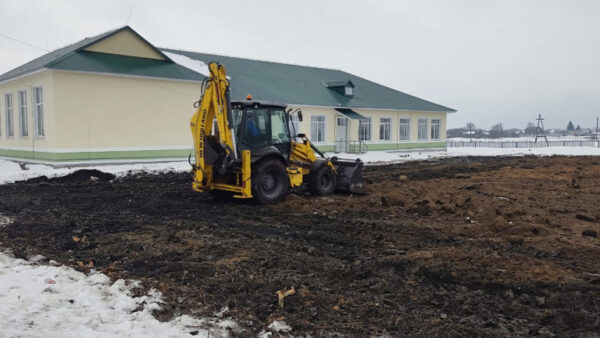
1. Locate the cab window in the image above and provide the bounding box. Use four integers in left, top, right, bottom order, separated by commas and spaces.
270, 110, 290, 144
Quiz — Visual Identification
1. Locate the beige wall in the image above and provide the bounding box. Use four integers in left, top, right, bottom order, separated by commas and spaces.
1, 69, 447, 160
84, 29, 165, 60
52, 71, 201, 149
0, 70, 56, 150
290, 105, 448, 145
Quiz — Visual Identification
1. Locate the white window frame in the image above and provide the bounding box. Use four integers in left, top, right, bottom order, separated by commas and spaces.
310, 115, 326, 143
431, 119, 441, 140
5, 93, 14, 137
290, 114, 300, 137
359, 118, 371, 141
18, 90, 28, 137
345, 85, 353, 96
399, 118, 410, 141
379, 117, 392, 141
33, 86, 44, 138
417, 118, 428, 141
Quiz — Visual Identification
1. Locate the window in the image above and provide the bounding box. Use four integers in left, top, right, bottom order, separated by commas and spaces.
418, 118, 428, 140
359, 118, 371, 141
270, 110, 290, 144
345, 85, 353, 96
18, 90, 28, 137
290, 114, 300, 137
399, 118, 410, 141
5, 93, 14, 137
431, 119, 441, 140
379, 118, 391, 141
310, 115, 325, 143
33, 87, 44, 137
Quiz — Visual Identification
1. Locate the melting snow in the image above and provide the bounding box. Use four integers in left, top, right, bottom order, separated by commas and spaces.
330, 145, 600, 165
0, 213, 13, 227
0, 251, 238, 337
267, 320, 292, 333
0, 160, 191, 185
1, 144, 599, 186
164, 51, 210, 77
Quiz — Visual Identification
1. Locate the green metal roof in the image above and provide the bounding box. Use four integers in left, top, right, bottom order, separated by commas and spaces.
0, 26, 188, 83
161, 49, 455, 112
335, 108, 366, 120
0, 26, 455, 112
49, 51, 203, 81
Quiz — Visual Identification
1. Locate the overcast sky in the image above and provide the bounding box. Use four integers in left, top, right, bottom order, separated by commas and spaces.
1, 0, 599, 129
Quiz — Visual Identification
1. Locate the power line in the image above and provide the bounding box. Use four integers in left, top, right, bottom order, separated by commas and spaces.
0, 33, 49, 52
126, 4, 136, 24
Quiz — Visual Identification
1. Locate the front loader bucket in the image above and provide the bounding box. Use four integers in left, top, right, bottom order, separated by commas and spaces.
333, 158, 365, 194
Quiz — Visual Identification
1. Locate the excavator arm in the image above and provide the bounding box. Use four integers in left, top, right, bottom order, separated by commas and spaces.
190, 62, 252, 198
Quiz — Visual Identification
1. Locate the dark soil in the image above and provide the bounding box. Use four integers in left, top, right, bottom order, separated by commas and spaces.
1, 156, 600, 336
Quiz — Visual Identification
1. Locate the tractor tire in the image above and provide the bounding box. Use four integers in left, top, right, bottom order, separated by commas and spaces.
252, 159, 289, 204
307, 165, 336, 196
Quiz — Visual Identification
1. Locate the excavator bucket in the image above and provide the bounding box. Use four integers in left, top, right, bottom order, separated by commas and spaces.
332, 158, 365, 194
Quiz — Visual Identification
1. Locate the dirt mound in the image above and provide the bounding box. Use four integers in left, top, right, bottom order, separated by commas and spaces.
1, 156, 600, 336
24, 169, 116, 184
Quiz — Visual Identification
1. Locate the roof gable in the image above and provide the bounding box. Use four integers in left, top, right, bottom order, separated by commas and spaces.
83, 28, 168, 61
0, 26, 177, 83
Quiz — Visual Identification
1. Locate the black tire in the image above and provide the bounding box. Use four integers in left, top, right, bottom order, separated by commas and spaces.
252, 159, 289, 204
307, 165, 336, 196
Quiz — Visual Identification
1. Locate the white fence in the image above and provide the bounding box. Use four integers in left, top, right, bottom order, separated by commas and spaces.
447, 140, 599, 148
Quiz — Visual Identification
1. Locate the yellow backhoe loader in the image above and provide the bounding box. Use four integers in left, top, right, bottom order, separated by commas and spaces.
189, 62, 364, 204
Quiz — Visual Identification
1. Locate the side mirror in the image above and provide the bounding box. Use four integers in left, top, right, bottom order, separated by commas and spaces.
297, 111, 303, 122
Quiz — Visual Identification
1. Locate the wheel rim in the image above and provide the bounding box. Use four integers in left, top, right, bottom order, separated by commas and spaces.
261, 172, 277, 194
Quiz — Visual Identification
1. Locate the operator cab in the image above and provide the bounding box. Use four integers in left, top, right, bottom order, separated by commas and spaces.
231, 100, 295, 162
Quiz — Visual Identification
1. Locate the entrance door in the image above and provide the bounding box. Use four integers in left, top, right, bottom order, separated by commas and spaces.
335, 117, 349, 152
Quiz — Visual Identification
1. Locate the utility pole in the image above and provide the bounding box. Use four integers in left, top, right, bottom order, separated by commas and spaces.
596, 116, 600, 148
535, 114, 548, 144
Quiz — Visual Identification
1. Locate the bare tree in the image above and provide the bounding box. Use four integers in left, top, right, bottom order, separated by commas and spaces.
466, 122, 476, 141
525, 122, 537, 135
489, 123, 504, 138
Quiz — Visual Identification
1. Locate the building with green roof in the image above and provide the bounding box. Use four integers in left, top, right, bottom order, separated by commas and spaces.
0, 26, 454, 162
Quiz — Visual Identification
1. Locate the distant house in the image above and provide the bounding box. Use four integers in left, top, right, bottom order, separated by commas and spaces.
0, 26, 455, 162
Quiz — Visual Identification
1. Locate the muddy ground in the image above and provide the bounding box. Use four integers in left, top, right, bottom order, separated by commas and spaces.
1, 156, 599, 336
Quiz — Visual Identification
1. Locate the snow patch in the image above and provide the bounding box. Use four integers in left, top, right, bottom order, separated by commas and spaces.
267, 320, 292, 333
447, 146, 600, 157
164, 51, 210, 77
330, 150, 451, 164
0, 213, 13, 227
0, 251, 238, 337
0, 159, 190, 185
0, 159, 22, 172
329, 146, 600, 164
1, 145, 599, 186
